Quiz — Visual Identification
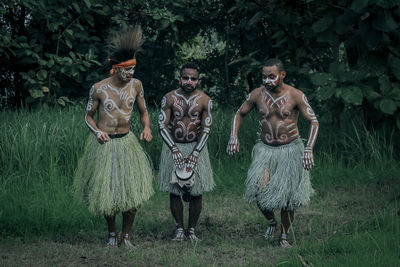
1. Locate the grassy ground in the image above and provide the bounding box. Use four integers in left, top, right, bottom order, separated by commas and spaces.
0, 107, 399, 266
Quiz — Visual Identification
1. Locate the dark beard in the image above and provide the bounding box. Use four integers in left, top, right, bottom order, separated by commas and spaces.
181, 85, 196, 93
264, 83, 278, 92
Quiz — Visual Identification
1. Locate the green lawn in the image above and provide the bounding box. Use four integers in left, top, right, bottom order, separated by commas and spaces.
0, 107, 399, 266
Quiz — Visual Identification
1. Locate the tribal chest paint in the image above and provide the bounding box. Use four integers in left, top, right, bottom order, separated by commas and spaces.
258, 89, 299, 144
166, 91, 203, 142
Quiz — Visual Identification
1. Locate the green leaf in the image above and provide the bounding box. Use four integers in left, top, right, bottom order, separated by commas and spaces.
350, 0, 369, 13
310, 72, 335, 86
335, 10, 358, 34
83, 0, 91, 8
319, 86, 336, 100
65, 29, 74, 39
379, 75, 391, 95
396, 113, 400, 130
36, 70, 47, 81
372, 11, 398, 32
59, 96, 72, 103
388, 83, 400, 101
228, 56, 252, 66
375, 0, 397, 8
341, 86, 363, 105
247, 11, 263, 26
389, 56, 400, 81
379, 98, 397, 114
312, 16, 334, 33
72, 3, 80, 13
65, 39, 72, 49
29, 89, 44, 98
47, 59, 55, 68
57, 98, 65, 106
329, 62, 346, 80
228, 6, 237, 13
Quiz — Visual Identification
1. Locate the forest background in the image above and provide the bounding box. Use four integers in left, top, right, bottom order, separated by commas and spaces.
1, 0, 400, 266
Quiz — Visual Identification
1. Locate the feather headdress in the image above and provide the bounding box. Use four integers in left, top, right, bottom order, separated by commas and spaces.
108, 25, 143, 66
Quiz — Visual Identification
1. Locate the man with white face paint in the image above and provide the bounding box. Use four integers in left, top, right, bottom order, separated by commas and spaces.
227, 58, 319, 248
74, 26, 154, 248
158, 62, 214, 242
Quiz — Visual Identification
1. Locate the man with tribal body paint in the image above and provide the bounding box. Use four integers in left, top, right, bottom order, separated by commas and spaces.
158, 62, 214, 242
227, 58, 319, 248
74, 26, 154, 248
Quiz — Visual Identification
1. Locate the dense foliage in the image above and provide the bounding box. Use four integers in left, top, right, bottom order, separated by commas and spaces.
1, 0, 400, 131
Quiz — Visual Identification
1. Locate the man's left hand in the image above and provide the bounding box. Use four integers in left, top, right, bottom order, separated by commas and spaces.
140, 127, 152, 142
186, 151, 199, 172
302, 148, 314, 171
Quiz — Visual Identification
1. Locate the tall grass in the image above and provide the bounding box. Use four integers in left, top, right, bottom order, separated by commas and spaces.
0, 106, 398, 238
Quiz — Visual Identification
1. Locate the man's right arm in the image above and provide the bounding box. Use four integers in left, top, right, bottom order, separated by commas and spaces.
227, 91, 256, 155
85, 85, 109, 144
158, 95, 185, 169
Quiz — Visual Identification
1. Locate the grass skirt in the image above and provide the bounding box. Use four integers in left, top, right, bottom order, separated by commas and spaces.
158, 142, 214, 196
245, 138, 314, 211
74, 132, 154, 215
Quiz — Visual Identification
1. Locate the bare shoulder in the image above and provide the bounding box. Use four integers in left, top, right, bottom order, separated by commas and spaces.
161, 90, 176, 107
286, 84, 305, 101
91, 77, 111, 96
93, 77, 110, 90
132, 78, 144, 93
198, 90, 211, 103
164, 89, 176, 99
248, 86, 263, 101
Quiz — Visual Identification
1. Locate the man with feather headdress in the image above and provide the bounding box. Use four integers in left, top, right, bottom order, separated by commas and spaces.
74, 25, 154, 248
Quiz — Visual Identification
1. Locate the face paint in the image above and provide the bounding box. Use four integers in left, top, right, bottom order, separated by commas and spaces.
120, 66, 135, 81
262, 75, 279, 90
180, 76, 199, 93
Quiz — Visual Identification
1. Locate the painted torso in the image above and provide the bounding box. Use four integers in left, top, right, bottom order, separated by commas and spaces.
166, 90, 204, 143
254, 87, 300, 146
92, 79, 138, 134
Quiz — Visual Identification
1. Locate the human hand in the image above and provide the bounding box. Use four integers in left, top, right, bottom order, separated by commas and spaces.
227, 136, 240, 156
302, 147, 314, 171
186, 151, 199, 172
96, 131, 110, 144
172, 146, 185, 170
140, 127, 152, 142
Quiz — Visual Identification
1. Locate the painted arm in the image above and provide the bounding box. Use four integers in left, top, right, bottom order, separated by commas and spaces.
298, 93, 319, 171
136, 81, 152, 142
227, 92, 255, 156
158, 95, 185, 170
85, 85, 110, 144
186, 98, 213, 172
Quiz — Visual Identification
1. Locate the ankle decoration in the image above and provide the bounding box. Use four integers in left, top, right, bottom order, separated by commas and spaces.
187, 227, 200, 242
172, 227, 185, 242
107, 232, 118, 247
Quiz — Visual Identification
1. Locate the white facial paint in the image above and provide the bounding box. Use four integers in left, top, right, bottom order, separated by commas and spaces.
121, 67, 135, 79
263, 75, 279, 86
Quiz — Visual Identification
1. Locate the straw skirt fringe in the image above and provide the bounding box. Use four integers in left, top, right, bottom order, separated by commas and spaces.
74, 132, 154, 216
245, 139, 314, 211
158, 142, 214, 196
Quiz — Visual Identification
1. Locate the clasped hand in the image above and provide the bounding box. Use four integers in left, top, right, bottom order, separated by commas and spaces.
172, 148, 198, 172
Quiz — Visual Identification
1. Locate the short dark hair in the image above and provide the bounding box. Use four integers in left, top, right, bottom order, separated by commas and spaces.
263, 58, 285, 72
180, 62, 200, 76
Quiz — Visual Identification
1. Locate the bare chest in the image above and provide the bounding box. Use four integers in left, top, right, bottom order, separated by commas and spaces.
170, 92, 203, 122
257, 90, 295, 119
97, 83, 136, 112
